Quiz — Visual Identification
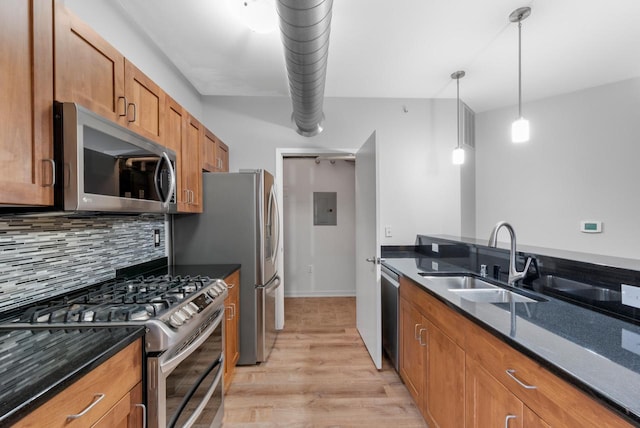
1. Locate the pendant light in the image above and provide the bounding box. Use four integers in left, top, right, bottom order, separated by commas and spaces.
510, 6, 531, 143
451, 70, 466, 165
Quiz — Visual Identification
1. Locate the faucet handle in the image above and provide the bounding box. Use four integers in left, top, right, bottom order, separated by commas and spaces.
523, 257, 533, 274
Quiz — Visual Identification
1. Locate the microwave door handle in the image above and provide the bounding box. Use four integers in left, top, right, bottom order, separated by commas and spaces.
157, 152, 176, 209
154, 157, 165, 202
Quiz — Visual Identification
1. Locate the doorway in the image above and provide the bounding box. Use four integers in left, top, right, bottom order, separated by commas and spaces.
282, 156, 356, 297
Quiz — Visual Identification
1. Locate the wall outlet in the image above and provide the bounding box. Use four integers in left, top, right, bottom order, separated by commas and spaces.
307, 264, 313, 274
432, 243, 439, 253
153, 229, 160, 247
384, 226, 392, 237
622, 284, 640, 309
431, 261, 439, 271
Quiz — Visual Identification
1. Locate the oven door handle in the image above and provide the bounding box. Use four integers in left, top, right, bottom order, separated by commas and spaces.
167, 356, 223, 428
160, 308, 224, 375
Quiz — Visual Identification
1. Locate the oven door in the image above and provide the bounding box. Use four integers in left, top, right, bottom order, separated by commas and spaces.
149, 308, 224, 428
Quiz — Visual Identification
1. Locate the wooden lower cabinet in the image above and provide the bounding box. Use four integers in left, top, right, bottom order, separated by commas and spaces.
398, 276, 634, 428
15, 339, 144, 428
399, 292, 465, 426
224, 269, 241, 389
424, 320, 465, 428
399, 297, 424, 403
466, 357, 524, 428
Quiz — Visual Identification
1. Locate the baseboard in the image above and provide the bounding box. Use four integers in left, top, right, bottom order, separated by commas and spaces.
284, 290, 356, 298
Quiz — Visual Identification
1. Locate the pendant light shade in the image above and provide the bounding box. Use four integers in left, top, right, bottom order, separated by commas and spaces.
510, 7, 531, 143
451, 70, 466, 165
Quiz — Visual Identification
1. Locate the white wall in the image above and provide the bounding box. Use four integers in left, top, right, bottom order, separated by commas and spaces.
283, 158, 355, 297
476, 77, 640, 259
203, 96, 467, 245
62, 0, 203, 118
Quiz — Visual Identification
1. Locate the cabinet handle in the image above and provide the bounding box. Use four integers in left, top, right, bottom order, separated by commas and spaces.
227, 282, 235, 289
226, 305, 232, 321
66, 393, 105, 420
135, 403, 147, 428
504, 414, 517, 428
189, 189, 194, 204
418, 328, 427, 346
231, 303, 236, 319
414, 323, 421, 340
41, 159, 55, 187
505, 369, 537, 389
128, 102, 137, 123
118, 96, 128, 117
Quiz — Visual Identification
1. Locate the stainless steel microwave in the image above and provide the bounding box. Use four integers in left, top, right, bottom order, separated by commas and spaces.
54, 102, 177, 214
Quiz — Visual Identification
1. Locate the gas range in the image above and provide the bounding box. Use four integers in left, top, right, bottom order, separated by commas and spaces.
0, 273, 228, 353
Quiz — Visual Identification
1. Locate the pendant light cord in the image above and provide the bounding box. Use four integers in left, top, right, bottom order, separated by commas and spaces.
456, 77, 461, 149
518, 20, 522, 118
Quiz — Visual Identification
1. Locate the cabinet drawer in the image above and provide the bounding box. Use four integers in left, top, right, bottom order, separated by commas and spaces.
16, 339, 142, 428
399, 276, 466, 347
466, 324, 632, 428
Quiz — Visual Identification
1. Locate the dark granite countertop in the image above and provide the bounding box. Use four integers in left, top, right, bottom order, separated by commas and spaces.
383, 255, 640, 424
0, 326, 144, 426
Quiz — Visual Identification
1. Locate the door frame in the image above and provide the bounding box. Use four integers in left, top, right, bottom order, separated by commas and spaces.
274, 148, 358, 330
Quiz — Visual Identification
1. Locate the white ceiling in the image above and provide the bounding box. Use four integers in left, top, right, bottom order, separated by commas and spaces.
117, 0, 640, 112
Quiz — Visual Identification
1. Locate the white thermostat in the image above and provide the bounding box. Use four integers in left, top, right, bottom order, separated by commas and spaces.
580, 220, 602, 233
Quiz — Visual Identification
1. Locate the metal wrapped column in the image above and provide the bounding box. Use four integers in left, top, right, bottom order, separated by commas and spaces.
277, 0, 332, 136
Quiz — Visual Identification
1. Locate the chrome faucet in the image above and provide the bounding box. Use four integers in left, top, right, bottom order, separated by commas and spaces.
488, 221, 532, 286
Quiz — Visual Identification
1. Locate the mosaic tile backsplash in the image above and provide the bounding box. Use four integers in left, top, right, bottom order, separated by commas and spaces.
0, 215, 166, 312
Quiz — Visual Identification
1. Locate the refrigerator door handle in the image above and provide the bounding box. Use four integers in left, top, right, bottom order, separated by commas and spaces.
270, 185, 280, 267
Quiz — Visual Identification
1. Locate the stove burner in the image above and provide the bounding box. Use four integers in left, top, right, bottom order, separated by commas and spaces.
14, 274, 215, 326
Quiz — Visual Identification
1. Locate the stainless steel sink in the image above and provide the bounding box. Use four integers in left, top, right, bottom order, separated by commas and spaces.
449, 288, 538, 303
535, 275, 621, 302
418, 274, 498, 289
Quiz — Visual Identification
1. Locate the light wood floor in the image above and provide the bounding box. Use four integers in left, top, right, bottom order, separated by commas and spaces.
222, 297, 426, 427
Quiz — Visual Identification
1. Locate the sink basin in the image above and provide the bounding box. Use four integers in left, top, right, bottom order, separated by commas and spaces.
449, 288, 538, 303
534, 275, 621, 302
418, 274, 498, 289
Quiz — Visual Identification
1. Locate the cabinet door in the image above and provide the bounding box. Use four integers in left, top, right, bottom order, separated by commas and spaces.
424, 320, 465, 428
215, 139, 229, 172
124, 59, 165, 143
224, 270, 240, 389
466, 357, 523, 428
165, 96, 188, 211
399, 297, 425, 404
54, 3, 125, 122
203, 129, 217, 172
0, 0, 54, 206
523, 407, 551, 428
184, 115, 203, 213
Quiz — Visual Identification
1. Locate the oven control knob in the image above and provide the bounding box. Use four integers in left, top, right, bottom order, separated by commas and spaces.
179, 308, 192, 321
169, 313, 184, 328
182, 305, 196, 317
208, 289, 219, 298
189, 302, 200, 313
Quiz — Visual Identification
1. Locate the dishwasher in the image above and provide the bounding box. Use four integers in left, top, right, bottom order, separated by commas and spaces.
381, 265, 400, 371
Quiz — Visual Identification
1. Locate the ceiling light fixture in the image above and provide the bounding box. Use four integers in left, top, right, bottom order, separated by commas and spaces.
451, 70, 466, 165
509, 6, 531, 143
226, 0, 277, 34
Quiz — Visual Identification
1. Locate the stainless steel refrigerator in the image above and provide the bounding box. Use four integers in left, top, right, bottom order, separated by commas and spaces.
172, 169, 281, 365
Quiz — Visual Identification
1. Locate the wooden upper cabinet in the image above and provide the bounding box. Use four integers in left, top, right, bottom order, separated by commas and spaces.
215, 139, 229, 172
54, 5, 165, 144
54, 2, 125, 122
184, 115, 203, 213
0, 0, 54, 206
165, 96, 187, 209
203, 129, 229, 173
124, 59, 165, 142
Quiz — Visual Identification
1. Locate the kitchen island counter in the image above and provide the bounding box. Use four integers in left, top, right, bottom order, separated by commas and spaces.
384, 256, 640, 424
